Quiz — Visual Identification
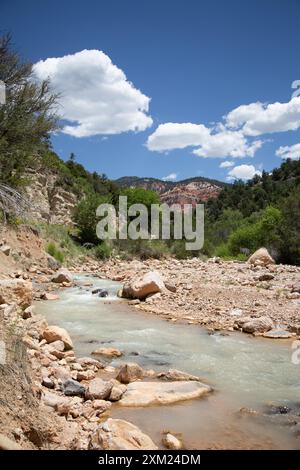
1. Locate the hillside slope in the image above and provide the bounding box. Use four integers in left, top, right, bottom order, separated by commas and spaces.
116, 176, 226, 207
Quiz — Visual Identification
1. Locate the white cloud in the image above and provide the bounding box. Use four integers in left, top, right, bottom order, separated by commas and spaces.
226, 97, 300, 136
227, 164, 262, 180
219, 161, 234, 168
162, 172, 178, 181
276, 143, 300, 160
146, 122, 262, 158
146, 123, 210, 151
33, 49, 153, 137
192, 129, 263, 158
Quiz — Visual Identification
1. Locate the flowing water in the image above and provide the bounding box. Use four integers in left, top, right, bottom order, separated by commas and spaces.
35, 274, 300, 449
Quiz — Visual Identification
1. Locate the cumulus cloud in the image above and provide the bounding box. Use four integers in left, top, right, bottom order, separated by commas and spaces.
192, 129, 263, 158
162, 172, 178, 181
276, 143, 300, 160
226, 97, 300, 136
227, 164, 262, 180
33, 49, 153, 137
146, 123, 210, 151
146, 122, 262, 158
219, 161, 234, 168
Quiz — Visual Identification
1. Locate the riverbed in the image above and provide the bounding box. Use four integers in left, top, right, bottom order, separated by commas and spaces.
35, 274, 300, 449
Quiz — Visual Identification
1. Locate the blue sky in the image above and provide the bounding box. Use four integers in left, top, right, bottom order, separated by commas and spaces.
1, 0, 300, 182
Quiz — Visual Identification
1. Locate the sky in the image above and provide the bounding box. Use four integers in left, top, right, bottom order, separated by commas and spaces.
1, 0, 300, 182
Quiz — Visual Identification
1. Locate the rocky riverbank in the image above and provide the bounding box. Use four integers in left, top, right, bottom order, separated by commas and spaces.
74, 252, 300, 339
1, 227, 299, 449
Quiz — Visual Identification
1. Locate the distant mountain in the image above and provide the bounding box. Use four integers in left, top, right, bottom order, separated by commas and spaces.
115, 176, 226, 207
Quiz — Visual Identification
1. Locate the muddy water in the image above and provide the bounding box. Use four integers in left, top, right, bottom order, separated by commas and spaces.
36, 274, 300, 449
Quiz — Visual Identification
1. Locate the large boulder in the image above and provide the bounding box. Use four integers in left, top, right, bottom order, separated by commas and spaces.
89, 418, 158, 450
116, 363, 144, 384
0, 279, 32, 308
85, 378, 113, 400
42, 325, 73, 350
119, 380, 212, 407
51, 268, 73, 284
122, 271, 165, 300
248, 248, 275, 266
242, 316, 274, 334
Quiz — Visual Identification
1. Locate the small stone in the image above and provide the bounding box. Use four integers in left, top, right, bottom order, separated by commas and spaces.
62, 379, 86, 397
162, 433, 182, 450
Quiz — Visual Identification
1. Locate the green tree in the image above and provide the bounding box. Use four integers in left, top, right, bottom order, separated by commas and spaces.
73, 193, 111, 244
0, 34, 59, 187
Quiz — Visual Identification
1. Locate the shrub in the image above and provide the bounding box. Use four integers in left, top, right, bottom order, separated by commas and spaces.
46, 242, 64, 263
94, 241, 112, 260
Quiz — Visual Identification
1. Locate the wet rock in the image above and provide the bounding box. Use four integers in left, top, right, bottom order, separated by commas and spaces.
120, 380, 212, 407
41, 292, 59, 301
264, 403, 292, 415
62, 379, 86, 397
162, 433, 182, 450
242, 316, 274, 334
122, 271, 165, 300
51, 268, 73, 284
262, 329, 293, 339
116, 363, 144, 384
89, 418, 158, 450
85, 378, 113, 400
42, 325, 73, 350
92, 347, 122, 358
248, 248, 275, 266
157, 369, 203, 382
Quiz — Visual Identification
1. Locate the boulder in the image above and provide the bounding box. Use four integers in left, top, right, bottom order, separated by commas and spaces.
242, 316, 274, 334
42, 326, 73, 350
248, 248, 275, 266
0, 279, 32, 308
92, 347, 122, 358
157, 369, 203, 382
162, 433, 182, 450
85, 378, 113, 400
51, 268, 73, 284
62, 379, 86, 397
109, 384, 127, 401
122, 271, 165, 300
119, 380, 212, 407
89, 419, 158, 450
116, 363, 144, 384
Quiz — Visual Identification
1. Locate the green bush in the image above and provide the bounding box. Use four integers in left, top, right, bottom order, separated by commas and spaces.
46, 242, 64, 263
94, 241, 112, 260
